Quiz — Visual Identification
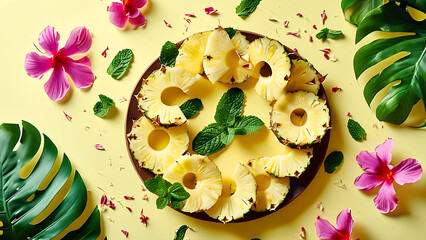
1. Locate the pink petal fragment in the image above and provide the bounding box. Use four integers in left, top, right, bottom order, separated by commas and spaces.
140, 209, 149, 226
375, 138, 394, 166
100, 195, 108, 205
185, 13, 196, 17
315, 216, 345, 239
321, 10, 327, 25
287, 32, 300, 37
205, 7, 218, 15
293, 48, 298, 53
129, 12, 147, 26
309, 35, 313, 42
102, 46, 109, 58
392, 158, 423, 185
119, 97, 128, 103
44, 67, 69, 101
95, 144, 105, 150
336, 209, 354, 235
126, 206, 132, 212
186, 18, 191, 24
24, 52, 52, 78
296, 13, 303, 17
283, 20, 289, 27
164, 20, 172, 27
63, 112, 72, 121
124, 195, 135, 200
374, 179, 398, 213
346, 112, 351, 117
121, 230, 129, 237
127, 0, 147, 9
313, 24, 317, 30
62, 57, 94, 88
59, 27, 92, 56
324, 53, 330, 60
356, 150, 385, 173
108, 3, 128, 28
320, 48, 331, 54
38, 26, 60, 56
332, 87, 341, 93
269, 18, 278, 22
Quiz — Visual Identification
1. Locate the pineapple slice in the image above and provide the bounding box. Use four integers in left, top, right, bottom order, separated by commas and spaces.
246, 158, 290, 212
205, 163, 256, 223
285, 59, 320, 94
203, 27, 252, 84
163, 155, 222, 213
138, 66, 198, 126
271, 91, 330, 148
263, 146, 313, 178
231, 31, 250, 61
175, 31, 212, 76
248, 37, 291, 101
128, 117, 189, 174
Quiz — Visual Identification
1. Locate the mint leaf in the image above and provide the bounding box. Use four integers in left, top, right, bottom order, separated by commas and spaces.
225, 27, 237, 38
99, 94, 115, 108
236, 0, 262, 18
144, 175, 163, 195
174, 225, 191, 240
169, 182, 190, 201
192, 123, 227, 155
324, 151, 344, 173
93, 94, 115, 118
171, 200, 183, 210
215, 88, 244, 126
316, 28, 343, 39
234, 116, 264, 135
347, 119, 366, 141
180, 98, 202, 119
156, 195, 170, 209
160, 41, 179, 67
107, 49, 133, 79
220, 128, 235, 145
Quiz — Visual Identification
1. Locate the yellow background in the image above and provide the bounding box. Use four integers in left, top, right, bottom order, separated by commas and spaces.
1, 0, 425, 239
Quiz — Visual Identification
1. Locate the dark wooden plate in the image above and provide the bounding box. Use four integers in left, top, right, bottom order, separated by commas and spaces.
125, 30, 331, 223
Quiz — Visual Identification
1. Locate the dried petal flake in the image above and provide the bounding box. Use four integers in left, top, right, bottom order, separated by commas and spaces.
299, 226, 306, 239
140, 209, 149, 226
205, 7, 218, 15
124, 195, 135, 200
320, 48, 331, 54
332, 87, 342, 93
296, 13, 303, 17
95, 144, 105, 150
121, 230, 129, 237
309, 35, 313, 42
101, 46, 109, 58
324, 53, 330, 60
330, 55, 338, 62
185, 18, 191, 24
347, 112, 352, 117
283, 20, 289, 27
185, 13, 196, 17
321, 10, 327, 25
164, 20, 171, 27
316, 202, 324, 211
269, 18, 278, 22
287, 32, 300, 37
119, 97, 127, 103
313, 24, 317, 30
126, 206, 132, 212
63, 112, 72, 121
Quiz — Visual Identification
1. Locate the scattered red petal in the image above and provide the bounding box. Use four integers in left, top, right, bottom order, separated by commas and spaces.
320, 48, 331, 54
100, 195, 108, 205
124, 195, 135, 200
287, 32, 300, 37
324, 53, 330, 60
300, 227, 306, 238
309, 35, 313, 42
296, 13, 303, 17
94, 144, 105, 150
63, 112, 72, 121
313, 24, 317, 30
101, 46, 109, 58
205, 7, 218, 15
185, 13, 196, 17
186, 18, 191, 24
321, 10, 327, 25
141, 186, 147, 191
293, 48, 298, 53
121, 230, 129, 237
126, 206, 132, 212
243, 64, 250, 69
163, 20, 171, 27
332, 87, 342, 93
106, 6, 109, 11
283, 20, 289, 27
347, 112, 352, 117
269, 18, 278, 22
109, 202, 116, 209
319, 74, 327, 83
142, 194, 148, 200
140, 209, 149, 226
119, 97, 127, 103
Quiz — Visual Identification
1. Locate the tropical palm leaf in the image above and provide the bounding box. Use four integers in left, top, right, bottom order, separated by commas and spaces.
0, 121, 103, 239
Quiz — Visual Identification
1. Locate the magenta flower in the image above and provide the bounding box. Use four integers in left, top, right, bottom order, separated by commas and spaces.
315, 209, 356, 240
108, 0, 147, 28
24, 26, 94, 101
354, 138, 422, 213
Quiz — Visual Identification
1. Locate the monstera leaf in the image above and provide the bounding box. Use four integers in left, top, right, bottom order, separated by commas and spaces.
343, 0, 426, 127
341, 0, 382, 25
0, 121, 104, 239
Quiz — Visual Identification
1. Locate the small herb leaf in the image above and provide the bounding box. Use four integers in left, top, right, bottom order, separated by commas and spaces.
225, 27, 237, 38
107, 49, 133, 80
234, 116, 264, 135
174, 225, 191, 240
160, 41, 179, 67
192, 123, 227, 155
316, 28, 343, 39
324, 151, 344, 173
236, 0, 262, 18
144, 175, 163, 195
220, 128, 235, 145
93, 94, 115, 118
171, 200, 183, 210
169, 183, 190, 202
156, 196, 170, 209
347, 119, 366, 141
99, 94, 115, 108
215, 88, 244, 125
180, 98, 203, 119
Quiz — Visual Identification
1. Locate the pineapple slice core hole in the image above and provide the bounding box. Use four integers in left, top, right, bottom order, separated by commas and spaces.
290, 108, 308, 126
161, 86, 188, 106
183, 172, 197, 189
221, 178, 237, 197
260, 62, 272, 78
148, 130, 170, 151
255, 174, 271, 191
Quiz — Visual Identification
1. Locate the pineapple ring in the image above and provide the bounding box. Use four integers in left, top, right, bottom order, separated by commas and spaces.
246, 157, 290, 212
138, 66, 198, 126
163, 155, 222, 213
205, 163, 257, 223
285, 59, 321, 94
175, 31, 212, 76
263, 146, 313, 178
128, 117, 189, 174
271, 91, 330, 148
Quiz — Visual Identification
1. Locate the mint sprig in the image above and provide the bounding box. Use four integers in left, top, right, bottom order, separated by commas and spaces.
192, 88, 264, 155
316, 28, 344, 39
180, 98, 203, 119
93, 94, 115, 118
347, 119, 366, 141
236, 0, 262, 18
324, 151, 344, 173
225, 27, 237, 38
144, 175, 189, 209
160, 41, 179, 67
174, 225, 192, 240
107, 49, 133, 80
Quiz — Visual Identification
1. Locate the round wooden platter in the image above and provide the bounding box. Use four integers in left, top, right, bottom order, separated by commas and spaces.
125, 30, 331, 223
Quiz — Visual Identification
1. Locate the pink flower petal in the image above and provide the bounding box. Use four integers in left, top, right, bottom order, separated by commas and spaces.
73, 56, 92, 68
95, 144, 105, 150
374, 179, 398, 213
102, 46, 109, 58
127, 7, 140, 18
100, 195, 108, 205
315, 216, 345, 239
121, 230, 129, 237
335, 209, 353, 235
185, 13, 196, 17
375, 138, 394, 166
24, 52, 52, 78
127, 0, 147, 8
108, 3, 128, 28
354, 172, 385, 191
44, 67, 69, 101
108, 1, 125, 12
63, 111, 72, 121
205, 7, 218, 15
62, 57, 94, 89
356, 150, 385, 173
129, 12, 147, 26
59, 27, 92, 56
38, 26, 60, 56
392, 158, 423, 185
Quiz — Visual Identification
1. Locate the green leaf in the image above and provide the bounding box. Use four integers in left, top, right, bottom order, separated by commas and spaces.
236, 0, 262, 18
169, 182, 190, 202
107, 48, 133, 80
144, 175, 163, 194
225, 27, 237, 38
174, 225, 191, 240
0, 121, 103, 239
347, 119, 366, 141
215, 88, 244, 126
233, 116, 264, 135
180, 98, 203, 119
93, 94, 116, 118
160, 41, 179, 67
192, 123, 227, 155
99, 94, 115, 108
170, 200, 183, 210
324, 151, 344, 173
156, 195, 170, 209
220, 128, 235, 145
341, 0, 382, 25
316, 28, 344, 39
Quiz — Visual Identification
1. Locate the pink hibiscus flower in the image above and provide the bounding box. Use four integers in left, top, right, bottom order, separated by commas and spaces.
108, 0, 147, 28
354, 138, 422, 213
24, 26, 94, 101
315, 209, 357, 240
